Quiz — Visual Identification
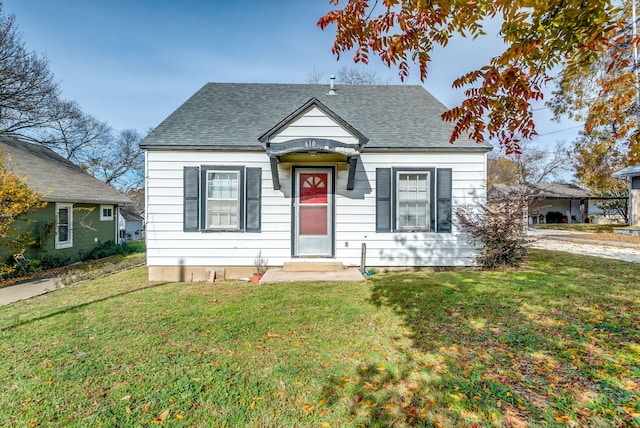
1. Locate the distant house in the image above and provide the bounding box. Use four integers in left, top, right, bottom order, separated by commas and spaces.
490, 182, 595, 223
613, 165, 640, 227
119, 206, 144, 240
0, 137, 132, 264
140, 82, 492, 282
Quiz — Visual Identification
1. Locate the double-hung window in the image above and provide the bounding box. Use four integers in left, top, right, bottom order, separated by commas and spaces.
376, 167, 452, 233
55, 203, 73, 249
396, 171, 430, 231
183, 165, 262, 233
205, 170, 240, 230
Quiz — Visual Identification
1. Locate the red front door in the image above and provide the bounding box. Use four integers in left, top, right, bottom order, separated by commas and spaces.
295, 169, 332, 256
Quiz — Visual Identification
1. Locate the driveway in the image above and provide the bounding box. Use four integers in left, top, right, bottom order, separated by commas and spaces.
528, 228, 640, 263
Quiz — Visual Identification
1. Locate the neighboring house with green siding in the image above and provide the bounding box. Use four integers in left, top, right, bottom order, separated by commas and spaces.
1, 136, 132, 265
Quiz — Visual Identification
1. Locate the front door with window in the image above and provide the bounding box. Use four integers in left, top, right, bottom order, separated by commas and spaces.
293, 168, 333, 257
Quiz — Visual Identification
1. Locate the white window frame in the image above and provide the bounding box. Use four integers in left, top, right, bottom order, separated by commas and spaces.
205, 170, 241, 231
100, 205, 114, 221
55, 203, 73, 249
395, 171, 431, 232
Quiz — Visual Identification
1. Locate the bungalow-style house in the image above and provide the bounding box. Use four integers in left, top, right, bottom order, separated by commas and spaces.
490, 182, 595, 223
613, 164, 640, 227
0, 136, 132, 264
140, 82, 492, 282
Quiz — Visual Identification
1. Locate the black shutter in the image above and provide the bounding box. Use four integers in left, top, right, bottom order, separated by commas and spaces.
436, 168, 452, 233
245, 167, 262, 232
183, 166, 200, 232
376, 168, 392, 232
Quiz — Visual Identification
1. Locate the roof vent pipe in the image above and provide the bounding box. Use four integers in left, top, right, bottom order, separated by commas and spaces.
328, 75, 336, 95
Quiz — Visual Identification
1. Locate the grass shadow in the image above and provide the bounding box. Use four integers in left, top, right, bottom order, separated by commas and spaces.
0, 281, 173, 332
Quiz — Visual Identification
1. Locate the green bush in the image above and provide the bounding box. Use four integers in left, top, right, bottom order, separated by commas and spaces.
39, 254, 71, 270
83, 240, 133, 261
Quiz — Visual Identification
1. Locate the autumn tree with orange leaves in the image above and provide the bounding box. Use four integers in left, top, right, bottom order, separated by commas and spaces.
548, 0, 638, 214
0, 152, 44, 262
318, 0, 625, 154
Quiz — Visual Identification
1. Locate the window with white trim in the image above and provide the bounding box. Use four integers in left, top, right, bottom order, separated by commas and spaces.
376, 167, 452, 233
396, 171, 430, 231
205, 170, 240, 230
55, 203, 73, 249
100, 205, 114, 221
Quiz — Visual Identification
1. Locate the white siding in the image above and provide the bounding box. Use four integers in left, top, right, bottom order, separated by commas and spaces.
145, 150, 487, 268
269, 106, 359, 145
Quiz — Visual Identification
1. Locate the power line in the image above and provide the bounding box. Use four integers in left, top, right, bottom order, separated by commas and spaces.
532, 124, 583, 138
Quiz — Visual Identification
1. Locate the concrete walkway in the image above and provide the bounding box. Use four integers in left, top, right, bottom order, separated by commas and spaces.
260, 267, 365, 284
0, 276, 59, 306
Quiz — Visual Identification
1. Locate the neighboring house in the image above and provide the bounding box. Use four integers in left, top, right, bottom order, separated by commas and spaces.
140, 82, 492, 282
119, 205, 144, 240
613, 165, 640, 227
491, 182, 595, 224
0, 136, 132, 264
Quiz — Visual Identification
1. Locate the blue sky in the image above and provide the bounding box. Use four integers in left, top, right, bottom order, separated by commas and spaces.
4, 1, 579, 150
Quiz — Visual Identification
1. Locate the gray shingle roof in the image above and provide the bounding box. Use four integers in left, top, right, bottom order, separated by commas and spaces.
612, 164, 640, 178
490, 182, 595, 199
140, 83, 493, 152
0, 136, 132, 205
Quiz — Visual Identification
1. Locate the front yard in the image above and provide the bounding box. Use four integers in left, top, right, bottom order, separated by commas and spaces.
0, 250, 638, 427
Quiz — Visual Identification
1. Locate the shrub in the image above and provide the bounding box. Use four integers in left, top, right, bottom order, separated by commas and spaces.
83, 240, 133, 260
39, 254, 71, 270
456, 195, 531, 269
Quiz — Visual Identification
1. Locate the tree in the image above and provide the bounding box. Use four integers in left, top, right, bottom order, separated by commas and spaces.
0, 151, 44, 260
549, 0, 640, 160
318, 0, 622, 154
572, 133, 629, 221
32, 100, 111, 164
83, 129, 145, 192
487, 142, 570, 188
306, 65, 388, 85
0, 4, 59, 136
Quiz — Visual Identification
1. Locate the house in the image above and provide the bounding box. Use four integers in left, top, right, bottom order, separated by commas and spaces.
140, 82, 492, 282
490, 182, 595, 223
0, 136, 132, 264
612, 164, 640, 227
119, 205, 144, 241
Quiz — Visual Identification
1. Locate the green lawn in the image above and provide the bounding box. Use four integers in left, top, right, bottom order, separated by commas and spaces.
1, 250, 638, 427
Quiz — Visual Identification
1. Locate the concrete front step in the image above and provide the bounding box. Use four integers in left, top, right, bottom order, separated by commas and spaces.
282, 261, 346, 272
260, 267, 365, 284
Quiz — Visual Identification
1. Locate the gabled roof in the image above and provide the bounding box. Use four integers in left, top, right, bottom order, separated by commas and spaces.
119, 205, 143, 221
0, 136, 131, 205
258, 97, 368, 145
140, 83, 492, 152
612, 164, 640, 178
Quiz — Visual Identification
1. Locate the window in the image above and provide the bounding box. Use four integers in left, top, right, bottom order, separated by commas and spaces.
100, 205, 114, 221
396, 172, 430, 231
376, 167, 452, 233
205, 171, 240, 230
183, 166, 262, 233
55, 203, 73, 249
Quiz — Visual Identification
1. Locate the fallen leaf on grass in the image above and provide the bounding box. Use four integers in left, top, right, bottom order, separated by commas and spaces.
152, 409, 170, 424
120, 395, 131, 401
